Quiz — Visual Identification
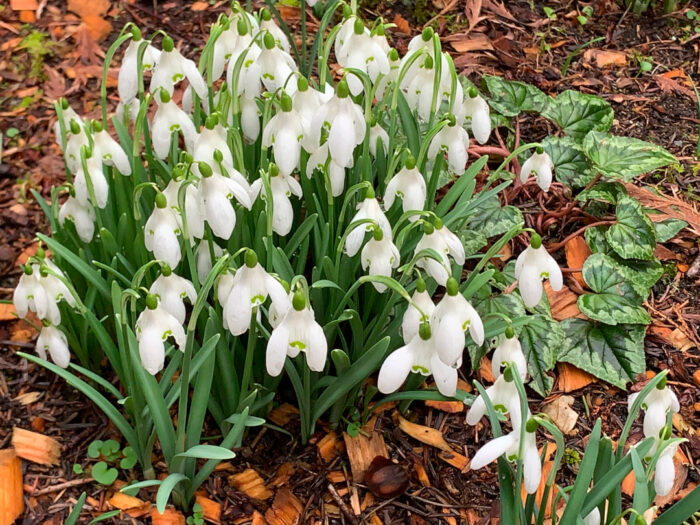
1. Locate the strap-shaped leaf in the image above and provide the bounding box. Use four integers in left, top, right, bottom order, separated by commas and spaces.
174, 445, 236, 460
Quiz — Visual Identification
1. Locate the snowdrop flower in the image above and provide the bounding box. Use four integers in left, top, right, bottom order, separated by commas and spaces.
305, 142, 347, 197
378, 322, 457, 397
73, 151, 109, 209
54, 99, 82, 146
40, 260, 76, 323
629, 382, 680, 440
257, 32, 297, 95
335, 18, 390, 96
360, 229, 400, 292
268, 168, 302, 236
135, 294, 186, 375
59, 195, 96, 243
162, 176, 205, 240
150, 36, 207, 100
490, 330, 527, 380
293, 77, 333, 151
266, 291, 328, 376
414, 220, 465, 286
374, 48, 400, 101
263, 93, 304, 177
369, 123, 389, 157
151, 89, 198, 160
309, 80, 365, 169
240, 96, 261, 142
198, 161, 252, 239
118, 27, 161, 105
401, 279, 435, 344
514, 234, 562, 308
383, 155, 426, 219
401, 55, 439, 122
149, 266, 196, 324
428, 117, 470, 175
144, 192, 182, 269
583, 508, 601, 525
431, 277, 484, 366
195, 240, 223, 283
92, 121, 131, 176
14, 264, 50, 321
344, 188, 392, 257
520, 146, 554, 192
458, 87, 491, 145
218, 250, 289, 335
36, 324, 70, 368
470, 408, 542, 494
466, 373, 522, 426
654, 442, 679, 497
211, 14, 257, 80
64, 120, 90, 174
260, 8, 290, 53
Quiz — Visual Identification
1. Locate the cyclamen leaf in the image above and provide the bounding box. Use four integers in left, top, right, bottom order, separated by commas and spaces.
542, 90, 614, 140
581, 253, 639, 298
483, 76, 551, 117
541, 135, 596, 188
558, 319, 645, 388
578, 293, 650, 325
653, 218, 687, 243
583, 131, 676, 181
517, 315, 562, 396
576, 181, 627, 203
606, 196, 656, 260
466, 195, 523, 238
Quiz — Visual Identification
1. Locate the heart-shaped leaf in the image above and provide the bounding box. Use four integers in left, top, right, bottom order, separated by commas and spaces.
518, 315, 563, 396
91, 461, 118, 486
542, 136, 596, 188
559, 319, 645, 388
483, 76, 551, 117
606, 196, 656, 260
578, 293, 650, 325
542, 91, 614, 140
466, 195, 524, 238
653, 218, 687, 243
583, 132, 676, 181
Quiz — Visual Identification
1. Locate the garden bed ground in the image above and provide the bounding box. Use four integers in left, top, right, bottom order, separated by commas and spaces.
1, 0, 699, 523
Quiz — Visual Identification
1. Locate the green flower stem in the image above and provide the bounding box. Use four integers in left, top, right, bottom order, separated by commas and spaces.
238, 309, 258, 410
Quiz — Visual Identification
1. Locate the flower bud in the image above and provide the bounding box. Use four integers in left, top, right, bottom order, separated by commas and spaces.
92, 120, 103, 133
503, 366, 514, 382
468, 86, 479, 98
261, 7, 271, 21
297, 76, 309, 92
433, 217, 443, 229
213, 149, 224, 163
161, 264, 172, 276
69, 120, 81, 135
159, 88, 171, 104
280, 92, 292, 112
131, 26, 142, 41
525, 418, 539, 433
423, 55, 433, 70
60, 98, 69, 110
80, 144, 92, 159
336, 79, 349, 99
237, 17, 248, 35
205, 114, 219, 130
36, 246, 45, 258
353, 18, 364, 35
422, 221, 434, 235
372, 227, 383, 241
388, 48, 399, 61
269, 163, 279, 177
505, 326, 515, 339
404, 153, 416, 170
536, 145, 544, 155
364, 185, 375, 200
23, 264, 33, 276
656, 376, 667, 389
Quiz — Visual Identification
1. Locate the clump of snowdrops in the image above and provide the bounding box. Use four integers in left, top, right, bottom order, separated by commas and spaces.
11, 1, 697, 520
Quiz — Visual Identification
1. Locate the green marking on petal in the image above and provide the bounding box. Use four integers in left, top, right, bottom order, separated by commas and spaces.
411, 365, 429, 374
494, 404, 507, 413
290, 341, 306, 350
251, 294, 265, 304
462, 320, 470, 330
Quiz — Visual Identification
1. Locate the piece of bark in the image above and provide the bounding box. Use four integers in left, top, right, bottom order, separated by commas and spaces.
195, 494, 222, 523
267, 404, 299, 426
545, 282, 585, 321
564, 236, 590, 287
11, 427, 60, 466
0, 449, 24, 525
343, 418, 389, 482
264, 488, 303, 525
317, 431, 344, 463
150, 506, 186, 525
228, 469, 273, 500
557, 363, 596, 392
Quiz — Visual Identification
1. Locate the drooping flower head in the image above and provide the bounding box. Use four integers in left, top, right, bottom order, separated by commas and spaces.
135, 294, 186, 375
520, 146, 554, 192
36, 323, 71, 368
360, 227, 400, 292
514, 234, 562, 308
414, 219, 465, 286
383, 154, 426, 220
149, 265, 196, 325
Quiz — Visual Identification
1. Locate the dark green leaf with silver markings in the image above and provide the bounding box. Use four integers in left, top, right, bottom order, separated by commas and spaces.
559, 319, 645, 388
653, 218, 687, 243
578, 293, 650, 325
483, 76, 551, 117
576, 182, 627, 204
542, 136, 596, 188
466, 195, 524, 238
606, 196, 656, 260
542, 91, 614, 141
518, 315, 562, 396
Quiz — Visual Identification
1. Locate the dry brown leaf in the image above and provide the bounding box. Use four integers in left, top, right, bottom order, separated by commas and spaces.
392, 14, 410, 35
564, 236, 590, 287
557, 363, 596, 392
343, 417, 388, 482
583, 49, 627, 68
228, 469, 273, 500
648, 324, 695, 352
449, 34, 493, 53
191, 1, 209, 10
0, 449, 24, 525
624, 184, 700, 236
545, 282, 586, 321
82, 15, 113, 43
264, 488, 303, 525
541, 396, 579, 434
267, 403, 299, 426
654, 75, 696, 101
397, 415, 454, 454
67, 0, 110, 17
465, 0, 487, 31
13, 392, 42, 405
11, 428, 60, 466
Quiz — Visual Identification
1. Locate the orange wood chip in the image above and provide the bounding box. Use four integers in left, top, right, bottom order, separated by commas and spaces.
426, 379, 471, 413
150, 506, 187, 525
397, 415, 469, 472
545, 282, 586, 321
250, 511, 267, 525
195, 494, 221, 523
557, 363, 596, 392
267, 403, 300, 427
369, 515, 383, 525
228, 469, 273, 500
413, 460, 430, 487
326, 471, 347, 484
268, 462, 296, 488
108, 492, 146, 511
0, 304, 18, 322
478, 357, 495, 383
360, 491, 374, 512
343, 418, 389, 482
11, 428, 60, 466
317, 431, 344, 463
0, 449, 24, 525
564, 236, 590, 287
264, 488, 303, 525
10, 0, 38, 9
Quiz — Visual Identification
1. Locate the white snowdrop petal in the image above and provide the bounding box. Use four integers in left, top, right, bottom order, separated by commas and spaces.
377, 344, 413, 394
470, 433, 518, 470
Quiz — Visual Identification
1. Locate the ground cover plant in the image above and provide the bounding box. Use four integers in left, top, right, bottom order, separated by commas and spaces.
3, 0, 700, 523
